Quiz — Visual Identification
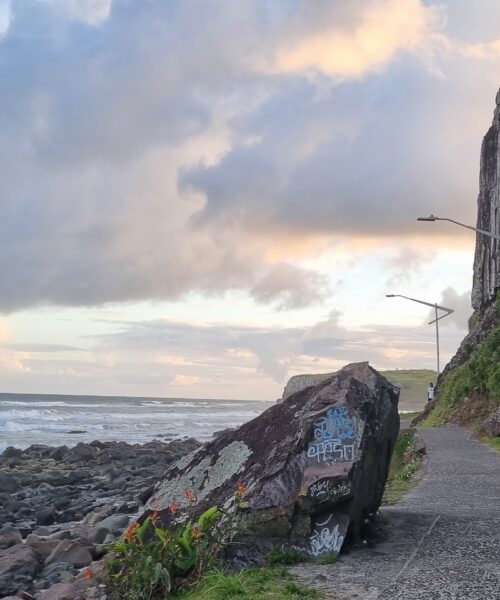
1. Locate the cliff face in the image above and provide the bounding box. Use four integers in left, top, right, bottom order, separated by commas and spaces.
472, 88, 500, 310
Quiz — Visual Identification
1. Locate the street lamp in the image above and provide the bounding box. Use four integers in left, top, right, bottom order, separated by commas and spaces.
385, 294, 454, 376
417, 215, 500, 241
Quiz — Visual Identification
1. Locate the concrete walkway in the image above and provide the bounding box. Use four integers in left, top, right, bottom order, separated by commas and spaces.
291, 428, 500, 599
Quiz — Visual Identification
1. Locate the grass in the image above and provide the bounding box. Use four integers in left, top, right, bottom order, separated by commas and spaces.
286, 369, 436, 412
383, 429, 423, 504
420, 323, 500, 428
175, 568, 321, 599
267, 548, 305, 566
483, 436, 500, 452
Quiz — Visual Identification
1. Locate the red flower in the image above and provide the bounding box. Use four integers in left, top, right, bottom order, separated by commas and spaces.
183, 489, 196, 503
168, 502, 180, 515
191, 524, 202, 539
83, 567, 93, 580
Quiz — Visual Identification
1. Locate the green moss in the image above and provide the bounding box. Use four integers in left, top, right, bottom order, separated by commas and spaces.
174, 568, 321, 599
421, 324, 500, 428
383, 430, 422, 504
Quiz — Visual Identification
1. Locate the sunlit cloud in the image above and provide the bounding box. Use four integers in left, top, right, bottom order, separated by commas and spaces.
270, 0, 445, 78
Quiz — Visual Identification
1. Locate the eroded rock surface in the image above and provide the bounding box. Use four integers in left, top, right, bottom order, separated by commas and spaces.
472, 87, 500, 310
146, 362, 399, 562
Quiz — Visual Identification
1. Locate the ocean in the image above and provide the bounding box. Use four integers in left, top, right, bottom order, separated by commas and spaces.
0, 393, 274, 452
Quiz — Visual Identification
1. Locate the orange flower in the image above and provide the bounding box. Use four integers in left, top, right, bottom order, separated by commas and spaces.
191, 524, 202, 539
83, 567, 93, 580
124, 522, 139, 542
150, 510, 160, 525
168, 502, 180, 515
235, 482, 248, 498
183, 489, 196, 503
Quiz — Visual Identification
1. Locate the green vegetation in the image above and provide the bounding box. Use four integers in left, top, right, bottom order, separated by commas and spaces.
484, 436, 500, 452
104, 485, 250, 599
383, 429, 423, 504
287, 369, 435, 412
400, 411, 422, 421
421, 324, 500, 428
382, 369, 436, 412
175, 568, 321, 600
267, 548, 305, 566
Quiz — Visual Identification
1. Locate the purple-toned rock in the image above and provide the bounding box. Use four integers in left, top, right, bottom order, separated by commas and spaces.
145, 362, 399, 561
45, 540, 92, 569
0, 544, 40, 596
35, 581, 86, 600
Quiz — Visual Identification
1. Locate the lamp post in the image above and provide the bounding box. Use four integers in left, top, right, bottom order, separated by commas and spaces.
417, 215, 500, 241
385, 294, 454, 376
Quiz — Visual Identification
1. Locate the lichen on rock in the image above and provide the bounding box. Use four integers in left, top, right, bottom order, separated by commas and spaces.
144, 362, 400, 563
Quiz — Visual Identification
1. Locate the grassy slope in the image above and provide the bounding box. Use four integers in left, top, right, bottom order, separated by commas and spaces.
175, 568, 320, 600
381, 369, 436, 412
383, 429, 423, 504
287, 369, 435, 412
421, 322, 500, 428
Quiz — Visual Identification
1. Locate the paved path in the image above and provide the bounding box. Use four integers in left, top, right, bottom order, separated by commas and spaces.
291, 428, 500, 599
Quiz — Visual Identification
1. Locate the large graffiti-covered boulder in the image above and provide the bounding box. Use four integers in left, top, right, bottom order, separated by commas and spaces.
145, 362, 399, 561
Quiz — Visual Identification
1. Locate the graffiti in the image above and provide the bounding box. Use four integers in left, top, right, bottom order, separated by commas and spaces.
309, 479, 351, 499
313, 406, 356, 441
310, 514, 345, 557
307, 407, 361, 464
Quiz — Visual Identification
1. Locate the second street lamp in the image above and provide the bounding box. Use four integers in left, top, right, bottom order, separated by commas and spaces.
417, 214, 500, 241
385, 294, 454, 376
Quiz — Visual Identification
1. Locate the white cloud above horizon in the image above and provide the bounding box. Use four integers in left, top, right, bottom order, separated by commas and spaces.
0, 0, 496, 397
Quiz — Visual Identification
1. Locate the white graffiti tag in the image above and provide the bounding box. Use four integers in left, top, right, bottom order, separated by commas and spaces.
310, 514, 345, 557
309, 479, 351, 499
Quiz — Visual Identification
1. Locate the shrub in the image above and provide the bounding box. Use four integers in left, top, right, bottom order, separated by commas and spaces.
104, 485, 248, 599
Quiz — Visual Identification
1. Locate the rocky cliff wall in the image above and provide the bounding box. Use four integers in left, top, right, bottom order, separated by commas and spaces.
472, 88, 500, 310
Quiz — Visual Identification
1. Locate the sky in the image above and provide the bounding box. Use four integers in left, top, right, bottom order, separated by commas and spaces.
0, 0, 499, 400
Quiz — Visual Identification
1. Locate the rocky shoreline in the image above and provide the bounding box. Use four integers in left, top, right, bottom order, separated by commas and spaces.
0, 437, 200, 599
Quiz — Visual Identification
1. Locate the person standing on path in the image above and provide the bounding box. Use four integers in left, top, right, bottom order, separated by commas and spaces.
427, 382, 435, 402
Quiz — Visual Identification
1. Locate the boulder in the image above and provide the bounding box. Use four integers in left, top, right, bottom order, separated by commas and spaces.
35, 582, 86, 600
479, 406, 500, 437
0, 525, 22, 549
0, 544, 40, 596
145, 362, 399, 561
45, 540, 92, 569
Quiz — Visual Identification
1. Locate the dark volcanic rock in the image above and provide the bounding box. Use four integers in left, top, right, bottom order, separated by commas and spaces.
0, 544, 40, 596
145, 362, 399, 561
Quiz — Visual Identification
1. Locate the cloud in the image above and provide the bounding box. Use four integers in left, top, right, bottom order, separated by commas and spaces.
425, 286, 472, 330
0, 0, 499, 314
269, 0, 445, 78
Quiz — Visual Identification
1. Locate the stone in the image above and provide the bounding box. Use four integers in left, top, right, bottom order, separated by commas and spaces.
145, 362, 399, 562
480, 406, 500, 437
38, 561, 77, 586
0, 544, 40, 596
35, 507, 56, 526
27, 538, 61, 561
35, 582, 86, 600
45, 540, 92, 569
0, 474, 20, 494
0, 525, 22, 549
94, 514, 129, 532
